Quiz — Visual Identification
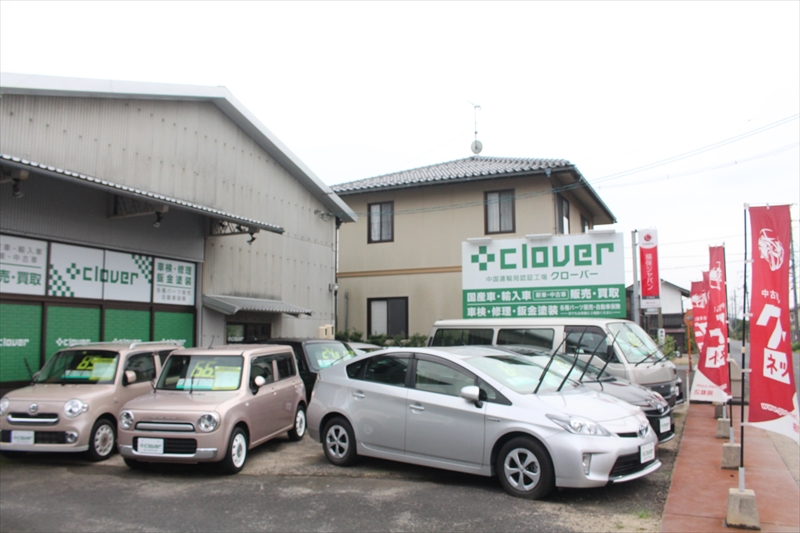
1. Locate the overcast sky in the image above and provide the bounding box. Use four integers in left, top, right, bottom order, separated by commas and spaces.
1, 1, 798, 311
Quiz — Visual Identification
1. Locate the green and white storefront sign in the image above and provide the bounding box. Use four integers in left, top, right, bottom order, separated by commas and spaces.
153, 258, 195, 305
48, 243, 152, 300
45, 306, 101, 361
154, 311, 195, 348
104, 309, 151, 344
0, 235, 48, 296
462, 233, 626, 319
0, 303, 42, 381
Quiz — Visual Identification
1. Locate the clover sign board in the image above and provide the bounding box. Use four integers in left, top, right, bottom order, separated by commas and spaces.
462, 233, 626, 319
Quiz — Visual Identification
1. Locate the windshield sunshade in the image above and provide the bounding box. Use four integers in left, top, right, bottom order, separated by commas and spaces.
158, 355, 243, 391
35, 350, 119, 384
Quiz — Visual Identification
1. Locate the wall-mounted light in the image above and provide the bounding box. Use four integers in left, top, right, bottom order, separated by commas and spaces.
247, 232, 257, 244
153, 211, 164, 228
525, 233, 552, 241
588, 228, 616, 235
11, 179, 23, 198
466, 237, 493, 245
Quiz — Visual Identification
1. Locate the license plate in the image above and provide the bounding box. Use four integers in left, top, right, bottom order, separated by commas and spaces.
640, 442, 655, 463
659, 416, 671, 434
138, 438, 164, 454
11, 430, 34, 445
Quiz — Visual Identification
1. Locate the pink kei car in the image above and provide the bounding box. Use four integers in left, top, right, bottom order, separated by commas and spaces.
118, 345, 306, 474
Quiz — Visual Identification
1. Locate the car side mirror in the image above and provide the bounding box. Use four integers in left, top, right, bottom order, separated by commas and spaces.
254, 375, 266, 388
460, 385, 483, 408
124, 370, 137, 385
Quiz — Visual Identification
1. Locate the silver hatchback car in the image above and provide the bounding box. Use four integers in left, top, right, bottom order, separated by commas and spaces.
307, 346, 660, 499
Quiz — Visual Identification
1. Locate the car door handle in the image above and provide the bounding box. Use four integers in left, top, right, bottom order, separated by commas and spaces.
352, 391, 365, 399
409, 403, 425, 412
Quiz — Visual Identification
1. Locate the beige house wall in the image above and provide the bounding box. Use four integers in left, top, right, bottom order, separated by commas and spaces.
337, 174, 599, 338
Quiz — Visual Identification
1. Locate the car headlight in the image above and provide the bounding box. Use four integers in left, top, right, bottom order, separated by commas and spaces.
63, 398, 88, 418
197, 412, 220, 432
546, 414, 611, 436
0, 397, 9, 416
120, 410, 134, 430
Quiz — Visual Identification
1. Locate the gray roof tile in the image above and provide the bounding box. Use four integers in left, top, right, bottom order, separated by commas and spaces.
331, 156, 572, 193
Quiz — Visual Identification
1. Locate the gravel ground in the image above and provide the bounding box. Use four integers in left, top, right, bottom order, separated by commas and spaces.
0, 402, 690, 533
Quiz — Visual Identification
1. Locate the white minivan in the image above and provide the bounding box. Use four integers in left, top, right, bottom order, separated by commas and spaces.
428, 318, 682, 405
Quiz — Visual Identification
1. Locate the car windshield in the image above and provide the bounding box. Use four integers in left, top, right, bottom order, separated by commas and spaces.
607, 322, 663, 364
495, 348, 608, 383
466, 354, 578, 394
157, 355, 243, 391
34, 350, 119, 384
306, 342, 353, 371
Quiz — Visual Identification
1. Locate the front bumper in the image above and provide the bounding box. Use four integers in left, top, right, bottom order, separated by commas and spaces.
1, 412, 94, 453
119, 443, 218, 461
547, 428, 660, 489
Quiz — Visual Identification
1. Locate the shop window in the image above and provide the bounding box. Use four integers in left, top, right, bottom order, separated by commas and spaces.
226, 323, 271, 344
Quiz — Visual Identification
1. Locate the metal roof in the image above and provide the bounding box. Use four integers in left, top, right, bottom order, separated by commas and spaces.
0, 73, 357, 223
0, 154, 284, 234
202, 294, 312, 317
331, 155, 616, 224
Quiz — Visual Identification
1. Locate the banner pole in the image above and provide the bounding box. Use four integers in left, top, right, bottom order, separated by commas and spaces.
631, 230, 640, 326
740, 205, 748, 488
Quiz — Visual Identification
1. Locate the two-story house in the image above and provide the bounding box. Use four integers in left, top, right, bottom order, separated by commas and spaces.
332, 156, 616, 340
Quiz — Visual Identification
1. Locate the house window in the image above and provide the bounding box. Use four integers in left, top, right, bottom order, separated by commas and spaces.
485, 190, 515, 234
557, 194, 570, 234
581, 215, 591, 233
368, 202, 394, 243
368, 297, 408, 338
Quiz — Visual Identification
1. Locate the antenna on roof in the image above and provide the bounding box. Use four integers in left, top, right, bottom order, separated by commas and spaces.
468, 101, 483, 155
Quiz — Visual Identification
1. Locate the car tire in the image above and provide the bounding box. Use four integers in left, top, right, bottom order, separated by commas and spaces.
322, 416, 357, 467
219, 427, 248, 475
496, 437, 554, 500
287, 405, 307, 441
87, 418, 116, 462
123, 457, 145, 470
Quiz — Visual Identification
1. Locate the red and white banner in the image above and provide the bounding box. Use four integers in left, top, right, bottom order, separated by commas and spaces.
690, 246, 731, 402
690, 275, 709, 355
638, 229, 661, 309
747, 205, 798, 443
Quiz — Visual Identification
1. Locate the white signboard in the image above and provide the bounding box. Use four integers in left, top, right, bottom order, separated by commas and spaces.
462, 233, 626, 318
48, 243, 105, 299
0, 235, 48, 295
103, 250, 153, 302
153, 258, 196, 305
48, 244, 153, 301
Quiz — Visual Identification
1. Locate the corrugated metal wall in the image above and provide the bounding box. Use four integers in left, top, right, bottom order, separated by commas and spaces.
0, 94, 338, 334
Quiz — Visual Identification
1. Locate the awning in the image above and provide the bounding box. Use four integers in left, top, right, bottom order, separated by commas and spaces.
203, 294, 312, 317
0, 154, 284, 234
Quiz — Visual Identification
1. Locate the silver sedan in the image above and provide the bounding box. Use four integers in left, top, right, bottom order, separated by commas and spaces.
307, 346, 660, 499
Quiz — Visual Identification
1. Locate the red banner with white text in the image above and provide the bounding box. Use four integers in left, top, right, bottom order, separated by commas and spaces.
638, 229, 661, 308
690, 247, 731, 402
747, 205, 798, 442
690, 276, 709, 355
